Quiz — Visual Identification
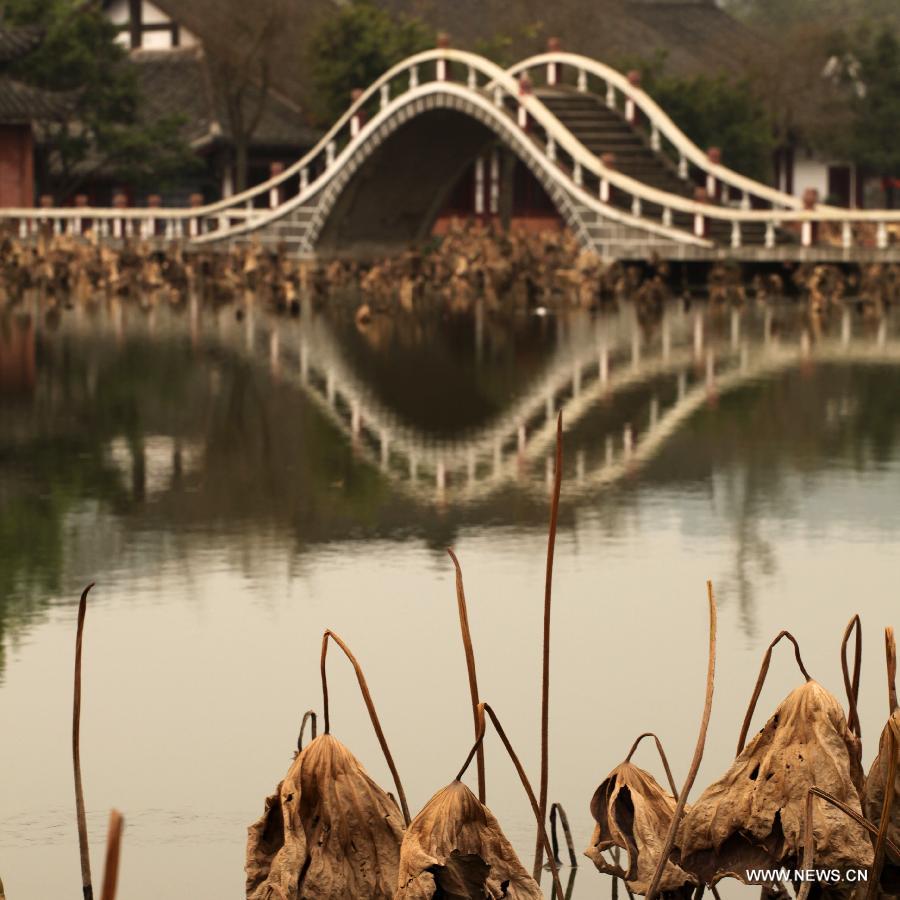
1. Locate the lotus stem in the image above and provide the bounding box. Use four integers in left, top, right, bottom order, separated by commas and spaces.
840, 614, 862, 738
534, 411, 563, 879
737, 629, 811, 755
625, 732, 679, 799
73, 583, 95, 900
644, 580, 717, 900
886, 627, 897, 714
796, 788, 816, 900
99, 810, 124, 900
867, 718, 899, 900
0, 873, 5, 900
549, 802, 578, 866
447, 548, 486, 803
319, 630, 411, 825
458, 702, 566, 900
564, 867, 577, 900
297, 709, 317, 754
806, 787, 900, 854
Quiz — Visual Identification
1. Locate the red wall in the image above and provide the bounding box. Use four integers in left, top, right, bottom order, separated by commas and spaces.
0, 124, 34, 207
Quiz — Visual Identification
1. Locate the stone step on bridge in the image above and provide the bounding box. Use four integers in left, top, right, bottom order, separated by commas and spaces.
4, 47, 900, 263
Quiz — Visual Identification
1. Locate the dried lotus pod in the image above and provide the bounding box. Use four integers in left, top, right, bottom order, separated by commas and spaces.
676, 632, 872, 886
247, 733, 404, 900
585, 735, 697, 896
396, 702, 564, 900
246, 631, 409, 900
396, 780, 541, 900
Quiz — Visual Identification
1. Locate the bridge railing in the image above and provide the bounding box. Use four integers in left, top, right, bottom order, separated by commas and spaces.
3, 48, 900, 254
506, 52, 810, 214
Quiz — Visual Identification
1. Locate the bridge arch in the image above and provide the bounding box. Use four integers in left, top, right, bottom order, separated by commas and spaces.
304, 89, 593, 257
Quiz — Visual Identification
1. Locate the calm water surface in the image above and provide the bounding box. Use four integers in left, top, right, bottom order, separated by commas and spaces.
0, 296, 898, 899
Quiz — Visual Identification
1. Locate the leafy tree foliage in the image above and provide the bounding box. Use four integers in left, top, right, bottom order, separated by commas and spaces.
6, 0, 196, 198
308, 0, 432, 126
623, 53, 774, 181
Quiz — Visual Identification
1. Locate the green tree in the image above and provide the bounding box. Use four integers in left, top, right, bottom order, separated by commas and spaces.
308, 0, 432, 126
5, 0, 196, 198
623, 53, 774, 181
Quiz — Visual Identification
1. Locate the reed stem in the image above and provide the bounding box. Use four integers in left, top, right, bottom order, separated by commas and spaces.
737, 629, 811, 755
866, 718, 899, 900
319, 629, 410, 824
840, 614, 862, 739
297, 709, 317, 754
644, 581, 717, 900
99, 810, 124, 900
886, 627, 897, 714
459, 702, 566, 900
549, 802, 578, 866
447, 548, 486, 803
73, 583, 95, 900
533, 412, 563, 879
625, 732, 679, 800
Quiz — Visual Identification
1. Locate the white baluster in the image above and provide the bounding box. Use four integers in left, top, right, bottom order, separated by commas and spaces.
517, 105, 527, 128
489, 150, 500, 214
693, 213, 705, 238
731, 221, 741, 249
546, 61, 557, 86
467, 66, 476, 90
678, 154, 688, 179
300, 167, 309, 192
842, 221, 852, 249
326, 141, 336, 167
765, 221, 775, 249
600, 177, 610, 204
175, 219, 183, 239
493, 86, 503, 107
474, 156, 485, 215
409, 65, 419, 89
631, 196, 642, 217
573, 162, 582, 186
801, 221, 812, 248
436, 58, 447, 81
605, 82, 615, 108
877, 221, 888, 249
546, 136, 556, 162
18, 219, 27, 240
662, 207, 672, 228
577, 69, 587, 92
380, 83, 389, 109
650, 123, 660, 152
740, 191, 751, 211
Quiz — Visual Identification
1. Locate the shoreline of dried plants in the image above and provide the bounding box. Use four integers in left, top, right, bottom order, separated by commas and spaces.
4, 411, 896, 900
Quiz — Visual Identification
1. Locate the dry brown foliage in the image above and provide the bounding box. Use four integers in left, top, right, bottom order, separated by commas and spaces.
677, 676, 872, 885
246, 733, 404, 900
585, 758, 697, 895
395, 780, 542, 900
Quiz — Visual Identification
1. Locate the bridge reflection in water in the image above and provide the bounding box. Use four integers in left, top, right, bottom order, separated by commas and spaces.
18, 295, 900, 513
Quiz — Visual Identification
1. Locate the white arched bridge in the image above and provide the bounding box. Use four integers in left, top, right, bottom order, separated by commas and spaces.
5, 49, 900, 262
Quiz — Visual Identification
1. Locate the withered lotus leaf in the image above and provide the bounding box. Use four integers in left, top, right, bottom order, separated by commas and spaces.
676, 680, 872, 884
585, 761, 697, 895
395, 780, 542, 899
246, 733, 404, 900
864, 711, 900, 889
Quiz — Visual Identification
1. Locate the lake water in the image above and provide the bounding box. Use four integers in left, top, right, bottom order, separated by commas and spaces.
1, 295, 898, 899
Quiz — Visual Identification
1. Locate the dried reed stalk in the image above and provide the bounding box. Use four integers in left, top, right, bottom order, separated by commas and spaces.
73, 583, 95, 900
887, 626, 898, 714
550, 802, 578, 867
841, 614, 862, 739
644, 580, 717, 900
99, 810, 124, 900
447, 548, 485, 803
534, 412, 563, 879
867, 718, 899, 900
625, 732, 679, 799
320, 629, 410, 824
458, 702, 566, 900
736, 629, 811, 755
296, 709, 316, 754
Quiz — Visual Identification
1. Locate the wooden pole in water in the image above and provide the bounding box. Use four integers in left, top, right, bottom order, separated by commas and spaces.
73, 583, 95, 900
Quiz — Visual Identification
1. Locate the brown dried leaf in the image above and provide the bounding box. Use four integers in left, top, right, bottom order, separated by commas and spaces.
246, 733, 404, 900
395, 780, 542, 900
585, 761, 697, 895
677, 680, 872, 884
864, 710, 900, 887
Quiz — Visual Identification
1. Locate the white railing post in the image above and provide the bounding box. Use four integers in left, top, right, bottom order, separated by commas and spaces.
546, 36, 561, 86
146, 193, 161, 238
18, 218, 27, 240
765, 221, 775, 249
300, 167, 309, 193
489, 149, 500, 214
409, 65, 419, 89
380, 83, 390, 109
577, 69, 587, 92
326, 140, 336, 168
842, 221, 852, 250
605, 82, 615, 109
349, 88, 364, 137
877, 221, 888, 249
678, 154, 688, 179
474, 156, 485, 215
74, 193, 89, 237
706, 147, 721, 200
802, 188, 818, 248
573, 161, 582, 186
493, 85, 503, 107
436, 33, 450, 81
600, 177, 610, 203
631, 196, 642, 217
650, 123, 660, 152
662, 207, 672, 228
269, 162, 284, 208
731, 221, 742, 249
546, 136, 556, 162
625, 70, 641, 124
801, 221, 813, 248
740, 191, 751, 211
467, 66, 476, 89
600, 152, 615, 204
113, 191, 127, 239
